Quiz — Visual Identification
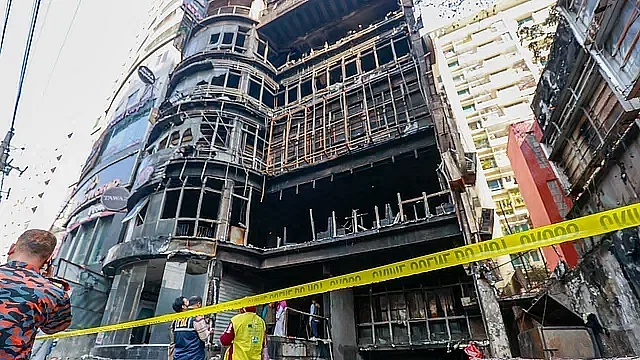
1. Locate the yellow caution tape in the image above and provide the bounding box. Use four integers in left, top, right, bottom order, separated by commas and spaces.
37, 202, 640, 340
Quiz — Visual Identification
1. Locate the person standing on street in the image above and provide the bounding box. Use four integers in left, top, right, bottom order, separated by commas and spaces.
261, 303, 276, 335
220, 306, 269, 360
168, 296, 189, 360
173, 296, 209, 360
273, 300, 287, 337
0, 230, 72, 359
309, 299, 321, 339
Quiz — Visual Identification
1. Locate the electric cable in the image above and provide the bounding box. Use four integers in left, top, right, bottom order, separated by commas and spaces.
39, 0, 81, 99
0, 0, 12, 56
0, 0, 44, 198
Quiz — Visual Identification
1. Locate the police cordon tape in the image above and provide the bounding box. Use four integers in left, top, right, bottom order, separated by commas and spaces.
37, 202, 640, 340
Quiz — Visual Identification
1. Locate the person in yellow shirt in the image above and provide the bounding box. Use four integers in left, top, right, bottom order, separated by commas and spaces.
220, 306, 269, 360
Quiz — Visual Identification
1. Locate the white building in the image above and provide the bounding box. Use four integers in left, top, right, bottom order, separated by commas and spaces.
431, 0, 557, 281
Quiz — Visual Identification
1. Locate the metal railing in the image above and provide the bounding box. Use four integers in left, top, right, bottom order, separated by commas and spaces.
268, 307, 334, 360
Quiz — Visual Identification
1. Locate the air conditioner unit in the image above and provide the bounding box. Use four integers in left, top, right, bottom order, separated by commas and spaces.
441, 152, 464, 192
463, 152, 477, 185
479, 208, 494, 236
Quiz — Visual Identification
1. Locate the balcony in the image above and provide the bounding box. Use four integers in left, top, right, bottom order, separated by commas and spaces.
489, 135, 509, 148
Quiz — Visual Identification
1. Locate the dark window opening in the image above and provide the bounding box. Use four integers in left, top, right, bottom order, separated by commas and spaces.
345, 60, 358, 78
179, 190, 200, 218
227, 70, 241, 88
329, 64, 343, 85
276, 91, 285, 107
248, 78, 262, 99
158, 136, 168, 150
315, 72, 327, 91
377, 45, 394, 65
169, 131, 180, 146
215, 123, 230, 148
361, 52, 376, 72
394, 38, 410, 58
235, 33, 246, 49
135, 204, 148, 227
211, 70, 226, 86
262, 89, 274, 108
300, 79, 313, 98
210, 33, 220, 44
257, 41, 267, 58
222, 32, 234, 45
231, 198, 247, 225
287, 85, 298, 103
181, 129, 193, 144
162, 190, 180, 219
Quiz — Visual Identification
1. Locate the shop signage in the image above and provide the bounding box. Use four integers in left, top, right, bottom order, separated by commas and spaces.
137, 66, 156, 85
101, 187, 130, 211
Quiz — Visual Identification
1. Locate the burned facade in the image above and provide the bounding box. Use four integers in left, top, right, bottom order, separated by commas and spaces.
48, 0, 516, 359
531, 0, 640, 356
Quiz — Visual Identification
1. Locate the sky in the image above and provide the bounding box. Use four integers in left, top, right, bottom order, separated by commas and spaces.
0, 0, 494, 256
0, 0, 152, 252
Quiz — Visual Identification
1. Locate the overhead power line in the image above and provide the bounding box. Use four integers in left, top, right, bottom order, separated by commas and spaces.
0, 0, 12, 56
0, 0, 43, 200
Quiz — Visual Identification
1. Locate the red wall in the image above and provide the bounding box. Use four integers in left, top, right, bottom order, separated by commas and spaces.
507, 121, 578, 269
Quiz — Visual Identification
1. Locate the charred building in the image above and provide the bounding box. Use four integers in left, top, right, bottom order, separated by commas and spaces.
531, 0, 640, 356
58, 0, 513, 359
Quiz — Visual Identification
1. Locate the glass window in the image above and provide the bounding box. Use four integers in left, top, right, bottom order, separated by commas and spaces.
181, 129, 193, 144
462, 104, 476, 114
236, 33, 247, 48
457, 88, 470, 96
262, 88, 274, 108
101, 113, 148, 158
126, 90, 140, 108
448, 60, 459, 68
71, 221, 97, 264
87, 217, 114, 265
487, 179, 503, 191
169, 131, 180, 146
345, 60, 358, 78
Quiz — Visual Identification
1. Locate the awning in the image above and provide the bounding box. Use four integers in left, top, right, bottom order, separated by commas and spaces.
122, 197, 149, 223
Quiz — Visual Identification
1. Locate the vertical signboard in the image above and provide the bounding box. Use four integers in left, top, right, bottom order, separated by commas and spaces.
175, 0, 208, 52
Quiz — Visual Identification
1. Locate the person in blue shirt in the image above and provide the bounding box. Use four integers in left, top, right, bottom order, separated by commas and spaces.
173, 296, 209, 360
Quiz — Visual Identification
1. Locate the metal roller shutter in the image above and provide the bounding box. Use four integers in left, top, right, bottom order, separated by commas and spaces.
213, 270, 260, 339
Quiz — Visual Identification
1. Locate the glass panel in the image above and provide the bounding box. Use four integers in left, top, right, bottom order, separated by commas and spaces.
110, 263, 148, 344
345, 60, 358, 78
71, 221, 96, 264
376, 44, 394, 65
410, 322, 428, 344
227, 70, 241, 89
87, 217, 113, 265
392, 323, 409, 344
449, 319, 469, 340
287, 85, 298, 103
210, 33, 220, 45
249, 78, 262, 99
394, 38, 410, 58
429, 320, 448, 341
361, 52, 376, 72
222, 32, 234, 45
358, 326, 373, 345
374, 325, 390, 345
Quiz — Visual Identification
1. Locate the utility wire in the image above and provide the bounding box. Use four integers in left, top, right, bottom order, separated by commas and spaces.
0, 0, 43, 198
0, 0, 11, 56
40, 0, 82, 99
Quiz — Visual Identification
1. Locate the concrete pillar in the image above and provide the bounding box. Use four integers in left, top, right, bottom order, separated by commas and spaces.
329, 289, 362, 360
216, 179, 235, 241
476, 278, 512, 358
149, 261, 188, 344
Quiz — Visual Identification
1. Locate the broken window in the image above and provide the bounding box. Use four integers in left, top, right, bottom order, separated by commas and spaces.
227, 70, 241, 89
169, 131, 180, 147
329, 62, 343, 85
248, 76, 262, 100
158, 136, 168, 150
376, 44, 394, 65
393, 37, 410, 58
287, 85, 298, 103
210, 33, 221, 45
222, 32, 234, 46
345, 59, 358, 78
276, 90, 285, 107
262, 88, 274, 108
162, 190, 180, 219
315, 71, 327, 91
235, 27, 249, 51
181, 129, 193, 144
211, 68, 227, 86
300, 79, 313, 98
179, 190, 200, 218
257, 40, 267, 59
361, 51, 376, 72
